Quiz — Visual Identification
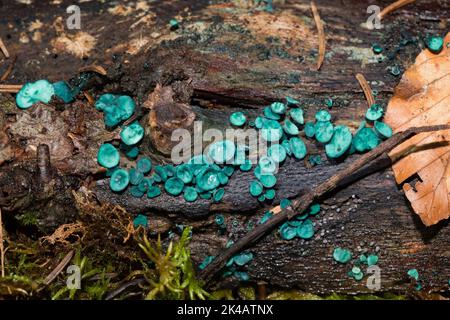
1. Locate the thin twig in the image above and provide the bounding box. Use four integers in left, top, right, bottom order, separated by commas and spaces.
356, 73, 375, 107
378, 0, 416, 20
0, 38, 10, 59
1, 56, 17, 81
79, 65, 107, 76
199, 124, 450, 283
42, 250, 74, 286
0, 84, 23, 93
311, 1, 325, 70
0, 208, 5, 277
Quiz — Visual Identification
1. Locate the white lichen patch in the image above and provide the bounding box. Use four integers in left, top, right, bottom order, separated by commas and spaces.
328, 46, 384, 67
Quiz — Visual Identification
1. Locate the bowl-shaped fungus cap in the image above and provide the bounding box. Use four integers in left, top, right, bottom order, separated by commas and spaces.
110, 168, 130, 192
261, 120, 283, 142
136, 157, 152, 174
176, 164, 194, 184
283, 119, 299, 135
249, 180, 263, 197
146, 185, 160, 198
365, 103, 384, 121
183, 186, 198, 202
296, 219, 314, 239
164, 177, 185, 196
229, 112, 247, 126
53, 81, 74, 103
425, 35, 444, 54
268, 144, 287, 163
289, 137, 307, 160
97, 143, 120, 168
314, 121, 334, 143
333, 247, 352, 263
374, 121, 393, 139
315, 109, 332, 122
353, 127, 380, 152
304, 121, 316, 138
208, 140, 236, 164
325, 125, 352, 159
196, 166, 221, 191
264, 106, 281, 120
289, 108, 304, 125
270, 102, 286, 115
120, 122, 144, 145
16, 80, 55, 109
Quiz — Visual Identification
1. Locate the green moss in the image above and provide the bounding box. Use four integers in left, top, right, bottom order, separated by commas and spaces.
138, 227, 209, 299
17, 211, 39, 226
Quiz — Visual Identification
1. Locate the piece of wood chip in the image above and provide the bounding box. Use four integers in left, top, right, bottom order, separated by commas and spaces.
378, 0, 416, 20
310, 1, 325, 70
0, 38, 10, 59
356, 73, 375, 107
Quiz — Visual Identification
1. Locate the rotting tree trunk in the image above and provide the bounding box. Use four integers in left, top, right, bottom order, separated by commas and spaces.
0, 0, 449, 294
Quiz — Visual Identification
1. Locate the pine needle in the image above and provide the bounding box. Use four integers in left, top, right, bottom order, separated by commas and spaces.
356, 73, 375, 107
311, 1, 325, 70
378, 0, 416, 20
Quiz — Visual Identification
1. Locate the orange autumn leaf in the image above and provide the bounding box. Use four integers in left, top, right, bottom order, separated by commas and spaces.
385, 32, 450, 226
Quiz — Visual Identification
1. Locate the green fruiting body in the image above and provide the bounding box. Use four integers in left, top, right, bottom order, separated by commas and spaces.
120, 122, 144, 145
270, 101, 286, 114
261, 120, 283, 142
268, 144, 287, 163
16, 80, 55, 109
283, 119, 299, 135
229, 112, 246, 126
365, 103, 384, 121
333, 247, 352, 263
97, 143, 120, 168
208, 140, 236, 164
353, 127, 380, 152
110, 168, 130, 192
164, 177, 184, 196
425, 35, 444, 53
290, 137, 307, 160
315, 121, 334, 143
374, 121, 393, 139
325, 125, 352, 158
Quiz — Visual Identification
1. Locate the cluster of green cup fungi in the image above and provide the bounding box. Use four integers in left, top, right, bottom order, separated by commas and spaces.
96, 94, 245, 202
15, 79, 77, 109
333, 247, 380, 281
199, 239, 254, 281
229, 97, 393, 205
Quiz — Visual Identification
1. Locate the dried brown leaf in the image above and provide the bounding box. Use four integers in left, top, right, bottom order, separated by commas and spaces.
385, 33, 450, 226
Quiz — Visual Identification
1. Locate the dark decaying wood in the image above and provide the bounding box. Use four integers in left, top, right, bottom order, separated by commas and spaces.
0, 0, 449, 294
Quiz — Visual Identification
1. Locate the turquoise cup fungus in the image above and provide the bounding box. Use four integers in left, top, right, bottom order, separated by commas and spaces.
120, 122, 144, 145
16, 80, 55, 109
97, 143, 120, 168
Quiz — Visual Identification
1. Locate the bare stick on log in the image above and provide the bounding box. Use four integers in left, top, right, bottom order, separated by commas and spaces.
311, 2, 325, 71
356, 73, 375, 107
0, 38, 10, 59
199, 124, 450, 283
0, 84, 23, 93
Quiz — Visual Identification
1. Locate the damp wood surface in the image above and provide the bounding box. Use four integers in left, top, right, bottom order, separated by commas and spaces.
0, 0, 449, 294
